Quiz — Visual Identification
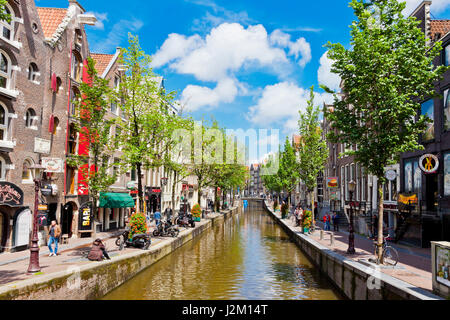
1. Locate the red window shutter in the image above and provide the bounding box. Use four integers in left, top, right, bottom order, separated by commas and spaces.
48, 114, 54, 133
51, 73, 57, 92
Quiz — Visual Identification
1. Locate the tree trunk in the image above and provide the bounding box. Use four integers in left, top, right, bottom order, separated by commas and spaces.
214, 187, 218, 212
197, 189, 202, 207
311, 190, 315, 228
136, 162, 143, 213
171, 171, 176, 213
377, 183, 384, 264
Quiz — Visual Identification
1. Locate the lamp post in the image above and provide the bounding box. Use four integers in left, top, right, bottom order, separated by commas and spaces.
347, 180, 356, 254
27, 163, 46, 274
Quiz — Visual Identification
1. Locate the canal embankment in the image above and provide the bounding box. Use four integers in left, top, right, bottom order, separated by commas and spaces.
0, 205, 242, 300
263, 201, 444, 300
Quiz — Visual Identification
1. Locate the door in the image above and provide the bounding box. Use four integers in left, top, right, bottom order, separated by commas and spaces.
425, 174, 438, 212
61, 203, 73, 237
14, 209, 32, 248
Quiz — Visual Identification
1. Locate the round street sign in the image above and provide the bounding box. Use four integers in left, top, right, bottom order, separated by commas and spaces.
419, 154, 439, 174
385, 170, 397, 181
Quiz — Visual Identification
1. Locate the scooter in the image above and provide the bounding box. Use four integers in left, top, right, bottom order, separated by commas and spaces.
116, 229, 151, 251
153, 219, 180, 237
176, 212, 196, 228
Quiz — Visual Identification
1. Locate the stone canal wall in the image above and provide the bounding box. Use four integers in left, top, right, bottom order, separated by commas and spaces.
0, 206, 242, 300
263, 201, 443, 300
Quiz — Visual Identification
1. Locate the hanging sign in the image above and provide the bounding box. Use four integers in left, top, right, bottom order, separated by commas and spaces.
34, 138, 51, 154
78, 202, 93, 231
419, 154, 439, 174
42, 158, 64, 173
385, 170, 397, 181
327, 177, 339, 188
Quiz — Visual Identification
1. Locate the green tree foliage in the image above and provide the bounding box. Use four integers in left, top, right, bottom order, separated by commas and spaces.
0, 1, 11, 23
71, 57, 117, 224
321, 0, 448, 261
278, 137, 300, 207
298, 86, 329, 225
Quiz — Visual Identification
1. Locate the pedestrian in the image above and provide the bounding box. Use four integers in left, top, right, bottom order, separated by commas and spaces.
323, 214, 328, 231
327, 213, 332, 231
332, 212, 339, 232
87, 239, 111, 261
154, 209, 161, 226
47, 220, 61, 257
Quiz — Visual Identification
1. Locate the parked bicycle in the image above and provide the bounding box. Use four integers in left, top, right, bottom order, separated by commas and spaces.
373, 229, 399, 266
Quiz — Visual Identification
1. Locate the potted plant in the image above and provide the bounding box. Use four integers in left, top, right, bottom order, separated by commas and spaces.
129, 212, 148, 239
191, 204, 202, 222
302, 210, 312, 233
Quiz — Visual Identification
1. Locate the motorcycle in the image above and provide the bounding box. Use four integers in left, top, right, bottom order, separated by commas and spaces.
176, 212, 196, 228
153, 219, 180, 237
116, 229, 151, 251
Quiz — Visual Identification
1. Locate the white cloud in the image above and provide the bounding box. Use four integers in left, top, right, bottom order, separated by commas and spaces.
86, 11, 108, 30
247, 82, 333, 134
318, 51, 341, 92
180, 78, 238, 111
269, 30, 312, 68
151, 34, 203, 68
402, 0, 450, 15
91, 18, 143, 53
154, 23, 289, 82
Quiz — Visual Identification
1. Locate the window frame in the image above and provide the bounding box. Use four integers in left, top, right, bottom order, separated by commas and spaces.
22, 158, 35, 184
0, 50, 12, 90
0, 155, 6, 181
443, 87, 450, 132
25, 108, 36, 128
0, 102, 8, 141
0, 4, 14, 42
27, 63, 39, 82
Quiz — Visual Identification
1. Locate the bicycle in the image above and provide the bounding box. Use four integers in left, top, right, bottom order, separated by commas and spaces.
373, 232, 399, 266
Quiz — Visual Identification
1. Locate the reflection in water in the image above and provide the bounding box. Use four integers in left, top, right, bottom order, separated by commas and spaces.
103, 207, 341, 300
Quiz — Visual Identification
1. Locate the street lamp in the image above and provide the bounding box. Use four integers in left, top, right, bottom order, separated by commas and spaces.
27, 163, 46, 274
347, 180, 356, 255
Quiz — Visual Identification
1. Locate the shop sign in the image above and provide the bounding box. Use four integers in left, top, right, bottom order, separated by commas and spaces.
42, 158, 63, 173
38, 204, 48, 211
327, 177, 339, 188
40, 184, 53, 197
78, 202, 93, 231
419, 154, 439, 174
34, 138, 51, 154
385, 170, 397, 181
329, 190, 340, 201
38, 212, 48, 227
0, 182, 24, 206
398, 193, 418, 205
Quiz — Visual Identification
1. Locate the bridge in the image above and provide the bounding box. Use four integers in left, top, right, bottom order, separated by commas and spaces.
241, 197, 265, 209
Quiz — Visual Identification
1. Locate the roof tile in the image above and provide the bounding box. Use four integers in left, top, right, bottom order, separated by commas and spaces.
430, 20, 450, 41
90, 53, 115, 76
37, 7, 68, 39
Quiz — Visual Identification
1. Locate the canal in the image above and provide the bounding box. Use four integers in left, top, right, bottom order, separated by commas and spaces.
103, 204, 342, 300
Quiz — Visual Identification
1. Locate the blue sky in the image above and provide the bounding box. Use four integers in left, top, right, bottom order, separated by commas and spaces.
36, 0, 450, 163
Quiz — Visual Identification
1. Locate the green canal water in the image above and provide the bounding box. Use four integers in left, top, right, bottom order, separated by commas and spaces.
103, 205, 342, 300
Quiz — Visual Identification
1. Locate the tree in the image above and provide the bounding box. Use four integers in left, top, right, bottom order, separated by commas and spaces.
117, 34, 175, 212
261, 152, 283, 202
0, 1, 10, 22
278, 137, 300, 210
70, 57, 117, 231
298, 86, 329, 227
321, 0, 448, 262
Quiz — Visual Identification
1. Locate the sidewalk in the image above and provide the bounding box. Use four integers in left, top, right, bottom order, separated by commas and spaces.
272, 207, 433, 292
0, 213, 221, 287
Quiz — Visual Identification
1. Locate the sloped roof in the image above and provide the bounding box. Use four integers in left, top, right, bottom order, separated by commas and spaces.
37, 7, 68, 39
430, 20, 450, 41
91, 53, 115, 76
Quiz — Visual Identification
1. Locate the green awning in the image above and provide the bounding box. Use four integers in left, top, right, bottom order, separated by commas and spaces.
99, 193, 135, 208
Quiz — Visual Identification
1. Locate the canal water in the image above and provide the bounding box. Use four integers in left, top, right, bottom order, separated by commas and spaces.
103, 205, 342, 300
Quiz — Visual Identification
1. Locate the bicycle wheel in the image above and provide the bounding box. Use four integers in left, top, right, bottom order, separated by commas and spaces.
383, 246, 399, 266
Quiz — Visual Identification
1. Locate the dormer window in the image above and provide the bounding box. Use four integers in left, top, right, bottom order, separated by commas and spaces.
0, 4, 14, 41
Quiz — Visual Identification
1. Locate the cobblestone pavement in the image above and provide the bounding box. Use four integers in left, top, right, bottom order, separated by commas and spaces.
0, 213, 221, 287
268, 205, 433, 292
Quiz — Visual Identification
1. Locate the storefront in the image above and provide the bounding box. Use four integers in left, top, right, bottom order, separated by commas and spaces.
0, 182, 32, 253
96, 193, 134, 232
145, 187, 161, 214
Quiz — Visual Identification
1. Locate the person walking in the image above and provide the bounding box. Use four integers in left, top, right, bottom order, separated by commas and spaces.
154, 209, 161, 227
87, 239, 111, 261
332, 212, 339, 232
47, 220, 61, 257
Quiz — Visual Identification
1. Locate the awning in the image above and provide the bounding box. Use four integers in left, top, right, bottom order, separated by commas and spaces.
99, 193, 135, 208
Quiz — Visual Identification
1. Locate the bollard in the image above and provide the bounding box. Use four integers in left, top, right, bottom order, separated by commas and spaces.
330, 233, 335, 246
320, 230, 324, 240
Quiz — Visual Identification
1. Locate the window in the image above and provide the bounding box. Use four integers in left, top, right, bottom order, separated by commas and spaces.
28, 63, 39, 82
421, 99, 434, 141
71, 51, 82, 82
0, 51, 11, 89
444, 89, 450, 131
111, 101, 117, 114
25, 109, 36, 128
404, 160, 421, 193
0, 4, 14, 41
445, 44, 450, 66
0, 103, 8, 141
113, 158, 120, 183
22, 159, 34, 183
131, 167, 136, 181
56, 77, 62, 94
115, 126, 121, 149
52, 117, 59, 135
70, 87, 80, 116
0, 156, 6, 181
67, 167, 76, 195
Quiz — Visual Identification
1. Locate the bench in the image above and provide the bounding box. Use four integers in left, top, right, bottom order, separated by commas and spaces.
320, 230, 335, 246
